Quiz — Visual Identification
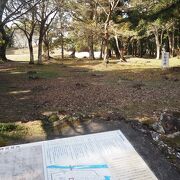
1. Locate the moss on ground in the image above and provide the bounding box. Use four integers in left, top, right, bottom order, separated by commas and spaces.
0, 123, 28, 147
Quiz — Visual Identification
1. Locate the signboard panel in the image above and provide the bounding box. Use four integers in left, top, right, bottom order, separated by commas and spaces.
162, 52, 169, 68
0, 130, 157, 180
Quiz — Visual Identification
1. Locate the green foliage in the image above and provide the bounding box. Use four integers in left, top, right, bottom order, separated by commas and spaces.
0, 39, 5, 45
48, 113, 59, 122
1, 0, 180, 59
38, 71, 60, 79
0, 123, 28, 146
0, 123, 23, 133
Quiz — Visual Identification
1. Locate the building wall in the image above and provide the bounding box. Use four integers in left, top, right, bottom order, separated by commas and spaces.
13, 30, 38, 48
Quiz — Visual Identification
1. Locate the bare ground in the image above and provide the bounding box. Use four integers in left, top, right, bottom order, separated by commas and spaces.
0, 60, 180, 179
0, 60, 180, 123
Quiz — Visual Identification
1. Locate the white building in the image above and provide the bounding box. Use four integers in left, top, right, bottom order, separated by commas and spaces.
13, 29, 38, 48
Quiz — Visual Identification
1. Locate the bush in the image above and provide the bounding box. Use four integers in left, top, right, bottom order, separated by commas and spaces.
0, 123, 19, 133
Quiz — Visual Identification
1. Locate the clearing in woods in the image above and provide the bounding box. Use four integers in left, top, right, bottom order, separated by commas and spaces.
0, 57, 180, 144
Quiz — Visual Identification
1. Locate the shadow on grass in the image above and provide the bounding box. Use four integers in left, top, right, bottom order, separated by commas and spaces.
0, 60, 180, 144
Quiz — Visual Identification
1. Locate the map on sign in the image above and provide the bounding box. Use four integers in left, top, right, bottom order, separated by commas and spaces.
0, 131, 158, 180
0, 143, 44, 180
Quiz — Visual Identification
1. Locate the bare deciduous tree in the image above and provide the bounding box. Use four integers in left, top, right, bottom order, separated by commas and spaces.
0, 0, 38, 61
94, 0, 121, 64
15, 1, 38, 64
36, 0, 58, 64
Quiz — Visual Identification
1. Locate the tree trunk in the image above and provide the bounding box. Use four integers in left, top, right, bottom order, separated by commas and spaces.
38, 35, 43, 64
88, 2, 95, 60
156, 45, 160, 59
155, 34, 161, 59
178, 27, 180, 50
139, 39, 143, 58
28, 39, 34, 64
70, 48, 76, 58
0, 0, 8, 61
134, 41, 137, 57
0, 43, 7, 61
45, 47, 50, 61
43, 40, 50, 61
0, 26, 8, 61
103, 27, 109, 64
172, 28, 175, 57
103, 40, 108, 63
103, 10, 111, 65
88, 34, 95, 60
132, 41, 134, 56
61, 33, 64, 60
108, 49, 111, 58
114, 35, 121, 60
167, 31, 172, 56
99, 39, 103, 59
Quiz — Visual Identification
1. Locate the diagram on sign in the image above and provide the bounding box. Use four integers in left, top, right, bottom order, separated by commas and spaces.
41, 131, 157, 180
42, 133, 119, 180
0, 131, 157, 180
47, 164, 111, 180
0, 144, 44, 180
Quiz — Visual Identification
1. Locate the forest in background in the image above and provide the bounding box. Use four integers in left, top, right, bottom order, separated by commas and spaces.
0, 0, 180, 65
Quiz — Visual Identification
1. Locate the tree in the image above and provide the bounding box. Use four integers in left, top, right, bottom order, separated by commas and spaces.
0, 0, 36, 61
56, 0, 69, 60
129, 0, 180, 59
67, 0, 99, 60
94, 0, 121, 64
86, 1, 98, 59
36, 0, 58, 64
146, 19, 164, 59
15, 1, 38, 64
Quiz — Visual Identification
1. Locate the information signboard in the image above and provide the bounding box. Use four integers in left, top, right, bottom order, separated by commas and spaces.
0, 130, 157, 180
162, 51, 169, 68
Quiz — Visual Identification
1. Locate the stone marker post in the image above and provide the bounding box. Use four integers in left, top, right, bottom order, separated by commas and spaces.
162, 50, 169, 68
